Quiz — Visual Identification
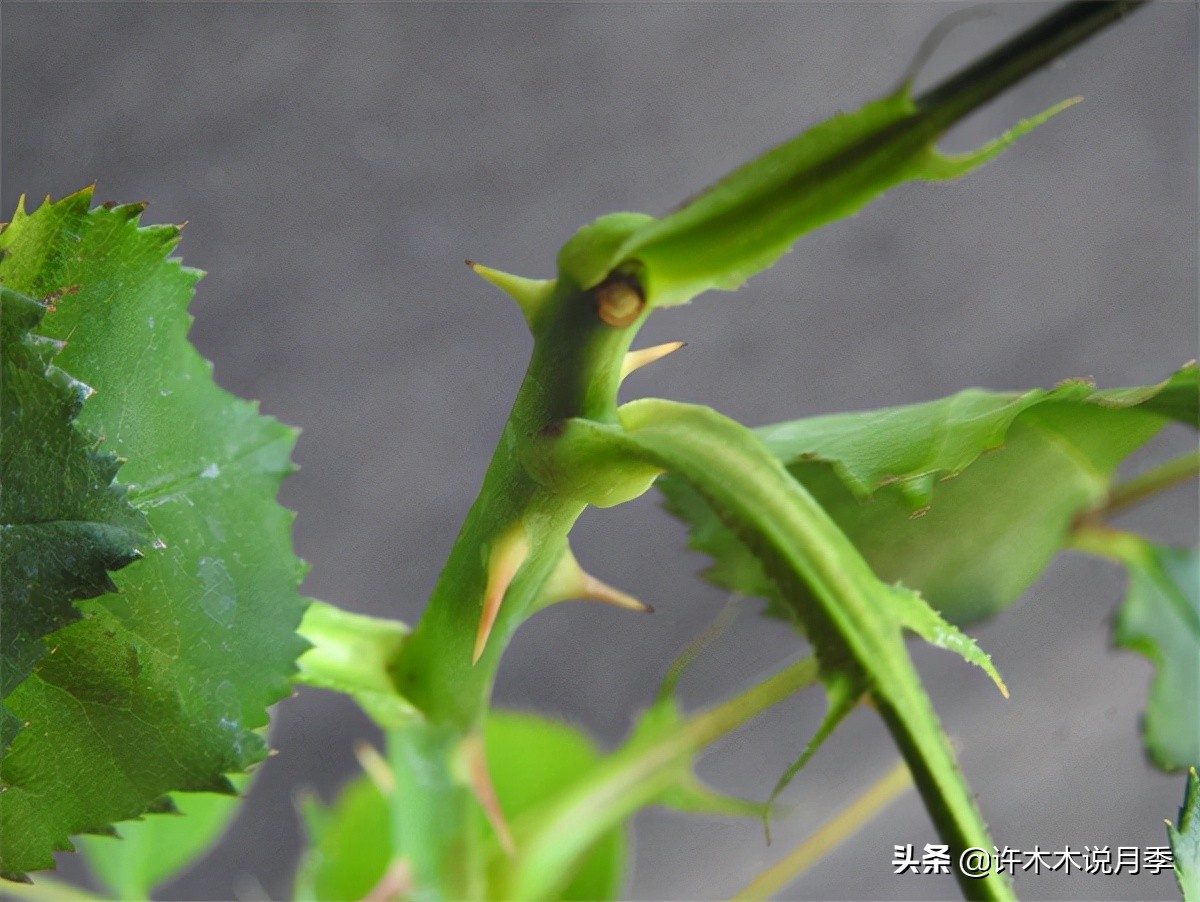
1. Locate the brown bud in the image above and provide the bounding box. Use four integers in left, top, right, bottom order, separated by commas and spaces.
595, 275, 645, 327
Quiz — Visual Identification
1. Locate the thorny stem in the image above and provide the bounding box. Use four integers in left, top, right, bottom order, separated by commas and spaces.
373, 4, 1156, 897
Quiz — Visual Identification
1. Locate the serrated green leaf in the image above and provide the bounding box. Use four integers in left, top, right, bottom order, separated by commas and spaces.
888, 585, 1006, 695
0, 287, 151, 750
79, 774, 250, 900
766, 666, 863, 824
295, 712, 625, 902
1168, 767, 1200, 900
0, 188, 307, 878
1113, 542, 1200, 772
569, 86, 1072, 307
660, 367, 1195, 625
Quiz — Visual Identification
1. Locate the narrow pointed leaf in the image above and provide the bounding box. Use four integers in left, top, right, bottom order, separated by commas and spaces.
658, 777, 767, 820
502, 657, 818, 901
889, 586, 1006, 696
576, 91, 1071, 307
767, 667, 862, 820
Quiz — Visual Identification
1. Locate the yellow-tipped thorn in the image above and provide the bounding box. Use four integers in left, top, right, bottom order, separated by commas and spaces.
579, 571, 654, 613
461, 733, 516, 857
620, 340, 686, 382
537, 546, 653, 613
466, 259, 555, 328
473, 524, 530, 665
354, 741, 396, 794
996, 676, 1010, 700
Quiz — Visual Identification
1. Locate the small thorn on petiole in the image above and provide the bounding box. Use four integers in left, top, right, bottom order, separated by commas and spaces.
621, 341, 686, 382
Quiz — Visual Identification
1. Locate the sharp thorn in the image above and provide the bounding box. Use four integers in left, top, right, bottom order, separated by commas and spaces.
466, 260, 555, 328
473, 524, 530, 664
580, 571, 653, 613
462, 733, 516, 857
620, 340, 686, 382
537, 546, 652, 613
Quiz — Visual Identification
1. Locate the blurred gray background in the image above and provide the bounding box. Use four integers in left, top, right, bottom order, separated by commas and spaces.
3, 2, 1197, 900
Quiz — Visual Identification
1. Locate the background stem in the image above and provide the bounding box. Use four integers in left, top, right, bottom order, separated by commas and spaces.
1104, 450, 1200, 518
732, 759, 914, 902
916, 1, 1150, 131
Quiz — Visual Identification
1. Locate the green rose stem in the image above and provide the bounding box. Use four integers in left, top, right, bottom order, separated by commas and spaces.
373, 5, 1151, 897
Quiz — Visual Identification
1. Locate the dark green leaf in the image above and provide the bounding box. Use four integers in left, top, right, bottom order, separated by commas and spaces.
0, 188, 307, 877
0, 287, 150, 749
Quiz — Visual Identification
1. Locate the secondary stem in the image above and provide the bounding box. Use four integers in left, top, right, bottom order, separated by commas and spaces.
732, 758, 914, 901
916, 1, 1150, 131
1103, 450, 1200, 518
507, 655, 819, 899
